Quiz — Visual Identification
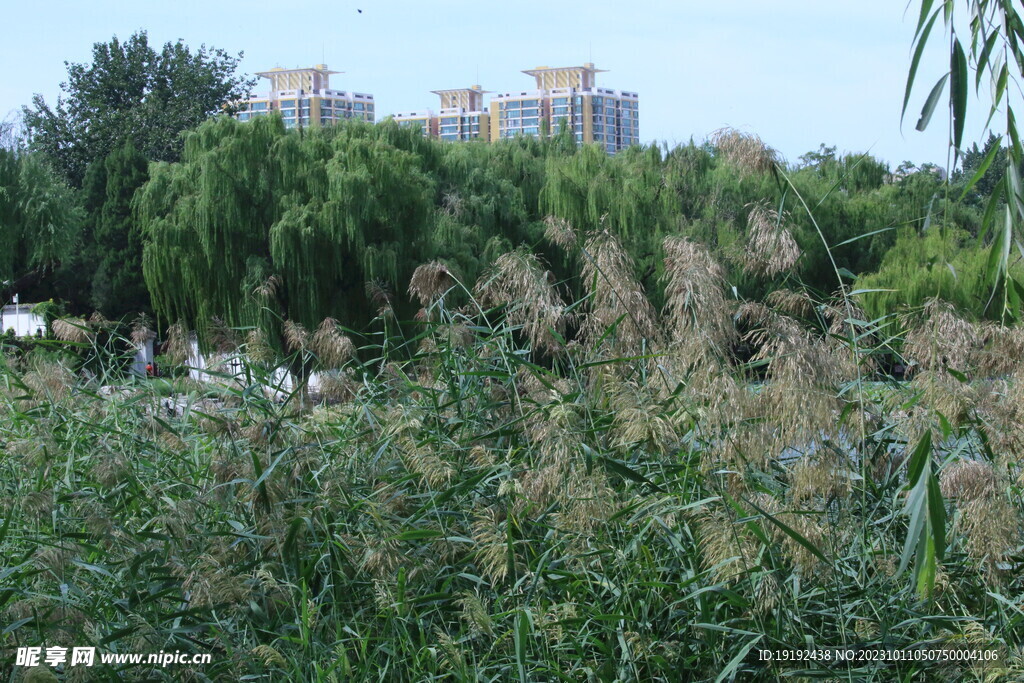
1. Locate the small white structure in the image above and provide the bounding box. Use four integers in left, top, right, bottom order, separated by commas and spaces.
131, 332, 156, 377
187, 338, 324, 399
1, 303, 45, 338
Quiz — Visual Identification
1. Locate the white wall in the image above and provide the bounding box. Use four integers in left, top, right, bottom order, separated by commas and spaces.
1, 305, 45, 337
186, 338, 323, 398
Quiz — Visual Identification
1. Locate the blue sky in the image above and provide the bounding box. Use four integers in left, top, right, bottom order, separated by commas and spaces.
0, 1, 973, 169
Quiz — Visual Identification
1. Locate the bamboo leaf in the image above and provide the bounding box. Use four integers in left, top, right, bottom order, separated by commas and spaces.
898, 475, 928, 576
951, 38, 969, 151
907, 430, 932, 486
715, 634, 763, 683
598, 456, 664, 493
916, 73, 949, 131
976, 29, 999, 90
745, 498, 828, 563
904, 9, 942, 124
926, 472, 946, 563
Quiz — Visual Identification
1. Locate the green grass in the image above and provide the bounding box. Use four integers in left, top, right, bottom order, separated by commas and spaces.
1, 289, 1022, 682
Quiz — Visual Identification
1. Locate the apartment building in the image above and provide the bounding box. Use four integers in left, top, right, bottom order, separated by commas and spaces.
236, 62, 638, 152
235, 65, 375, 129
490, 63, 639, 153
393, 85, 490, 141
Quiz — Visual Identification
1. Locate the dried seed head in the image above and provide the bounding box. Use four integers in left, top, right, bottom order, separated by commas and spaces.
87, 311, 111, 328
940, 460, 998, 501
245, 328, 275, 364
253, 274, 281, 300
904, 299, 978, 374
958, 495, 1018, 582
441, 190, 464, 218
663, 236, 734, 351
711, 127, 778, 176
130, 315, 155, 346
52, 318, 93, 344
310, 318, 355, 368
472, 506, 520, 584
252, 645, 286, 667
366, 279, 394, 314
408, 261, 455, 307
468, 445, 492, 467
208, 317, 240, 354
164, 321, 191, 365
790, 457, 851, 504
282, 320, 308, 353
457, 592, 494, 637
318, 369, 357, 403
475, 248, 569, 355
765, 289, 816, 318
742, 200, 800, 277
697, 505, 758, 583
976, 323, 1024, 377
581, 229, 661, 354
544, 215, 578, 249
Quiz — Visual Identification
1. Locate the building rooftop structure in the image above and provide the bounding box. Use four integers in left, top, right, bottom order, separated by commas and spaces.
235, 65, 375, 129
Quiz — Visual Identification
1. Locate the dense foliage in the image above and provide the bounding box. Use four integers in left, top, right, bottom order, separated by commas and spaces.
906, 0, 1024, 322
22, 31, 253, 188
79, 142, 151, 317
2, 231, 1023, 679
129, 115, 1010, 355
7, 16, 1024, 678
0, 137, 82, 306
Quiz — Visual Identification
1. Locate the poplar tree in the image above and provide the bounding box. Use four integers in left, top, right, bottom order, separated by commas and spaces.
23, 31, 252, 187
85, 141, 150, 316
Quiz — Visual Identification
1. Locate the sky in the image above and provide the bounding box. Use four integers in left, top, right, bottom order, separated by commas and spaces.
0, 0, 982, 170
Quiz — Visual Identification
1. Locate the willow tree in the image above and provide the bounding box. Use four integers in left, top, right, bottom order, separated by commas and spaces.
0, 143, 82, 305
135, 116, 435, 352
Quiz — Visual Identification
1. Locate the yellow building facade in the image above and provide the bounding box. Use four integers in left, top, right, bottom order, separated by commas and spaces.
490, 63, 639, 153
235, 65, 375, 129
392, 85, 490, 141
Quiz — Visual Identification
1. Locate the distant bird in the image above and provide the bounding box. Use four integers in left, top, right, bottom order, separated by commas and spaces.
357, 8, 362, 12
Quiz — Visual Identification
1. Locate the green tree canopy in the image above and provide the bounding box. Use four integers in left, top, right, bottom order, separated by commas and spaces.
84, 141, 150, 316
0, 132, 82, 305
136, 117, 439, 344
22, 31, 253, 187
